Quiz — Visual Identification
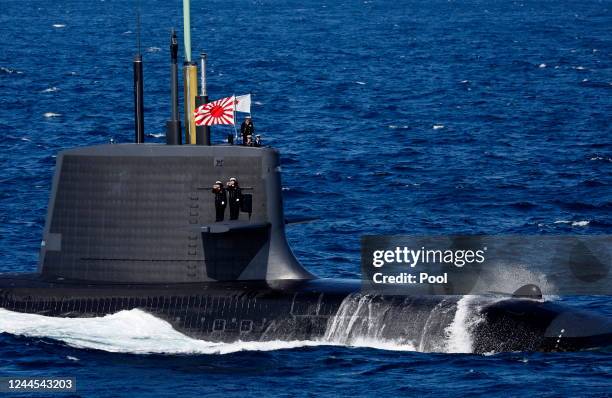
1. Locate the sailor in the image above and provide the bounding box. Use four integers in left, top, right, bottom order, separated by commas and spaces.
240, 115, 254, 145
226, 177, 242, 220
246, 134, 253, 146
211, 181, 227, 222
254, 134, 262, 147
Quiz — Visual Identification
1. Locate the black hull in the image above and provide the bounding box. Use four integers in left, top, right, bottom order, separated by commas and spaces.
1, 274, 610, 354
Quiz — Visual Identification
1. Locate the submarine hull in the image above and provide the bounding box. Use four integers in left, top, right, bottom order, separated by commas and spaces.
1, 275, 610, 354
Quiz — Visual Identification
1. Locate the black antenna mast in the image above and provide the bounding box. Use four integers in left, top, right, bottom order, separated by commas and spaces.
133, 0, 145, 143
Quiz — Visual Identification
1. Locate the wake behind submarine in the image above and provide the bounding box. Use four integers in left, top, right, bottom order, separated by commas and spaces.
1, 29, 611, 356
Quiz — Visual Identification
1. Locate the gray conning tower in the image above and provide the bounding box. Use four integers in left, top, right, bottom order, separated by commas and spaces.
39, 144, 313, 283
39, 26, 313, 284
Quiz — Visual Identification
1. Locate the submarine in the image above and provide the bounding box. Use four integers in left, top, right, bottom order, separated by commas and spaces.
1, 12, 611, 355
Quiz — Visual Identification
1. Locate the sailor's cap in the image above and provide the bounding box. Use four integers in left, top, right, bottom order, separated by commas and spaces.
229, 177, 237, 181
215, 181, 222, 185
245, 115, 252, 118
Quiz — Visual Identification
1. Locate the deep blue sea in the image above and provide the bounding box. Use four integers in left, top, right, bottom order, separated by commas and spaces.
1, 0, 611, 396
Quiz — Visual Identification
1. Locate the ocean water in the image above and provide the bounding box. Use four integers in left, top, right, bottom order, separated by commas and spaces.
0, 0, 611, 396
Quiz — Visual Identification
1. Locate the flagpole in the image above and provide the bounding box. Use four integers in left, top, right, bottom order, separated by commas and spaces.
233, 93, 238, 143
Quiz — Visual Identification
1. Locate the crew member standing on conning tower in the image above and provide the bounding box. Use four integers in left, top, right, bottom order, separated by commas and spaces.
212, 181, 227, 221
226, 177, 242, 220
241, 115, 254, 146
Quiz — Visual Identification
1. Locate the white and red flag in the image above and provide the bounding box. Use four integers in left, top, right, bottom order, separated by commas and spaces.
194, 96, 235, 126
234, 94, 251, 113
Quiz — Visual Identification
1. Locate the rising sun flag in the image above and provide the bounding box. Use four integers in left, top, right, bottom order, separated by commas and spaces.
194, 96, 235, 126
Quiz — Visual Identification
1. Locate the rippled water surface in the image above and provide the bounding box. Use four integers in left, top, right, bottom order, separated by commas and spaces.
0, 0, 611, 396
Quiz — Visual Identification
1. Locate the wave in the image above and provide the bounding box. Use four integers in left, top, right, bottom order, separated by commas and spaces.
580, 80, 612, 89
553, 200, 611, 211
281, 186, 314, 198
580, 179, 606, 187
509, 201, 538, 210
0, 67, 23, 75
554, 220, 590, 227
590, 156, 612, 162
0, 309, 324, 355
0, 294, 487, 356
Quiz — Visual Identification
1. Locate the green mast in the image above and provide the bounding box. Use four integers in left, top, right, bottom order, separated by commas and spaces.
183, 0, 192, 62
182, 0, 198, 143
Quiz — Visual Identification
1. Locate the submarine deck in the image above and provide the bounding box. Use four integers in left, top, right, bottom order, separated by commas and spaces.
0, 273, 361, 296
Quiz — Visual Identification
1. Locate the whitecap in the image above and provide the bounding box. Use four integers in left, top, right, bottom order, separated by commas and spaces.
52, 24, 66, 28
148, 132, 165, 138
146, 47, 161, 53
432, 124, 444, 130
355, 81, 366, 85
41, 87, 59, 93
538, 63, 547, 68
1, 67, 23, 74
43, 112, 61, 118
554, 220, 590, 227
574, 66, 586, 70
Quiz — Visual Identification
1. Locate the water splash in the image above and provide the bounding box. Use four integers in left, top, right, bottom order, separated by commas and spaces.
0, 308, 325, 355
322, 294, 474, 353
444, 296, 481, 353
0, 294, 489, 355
